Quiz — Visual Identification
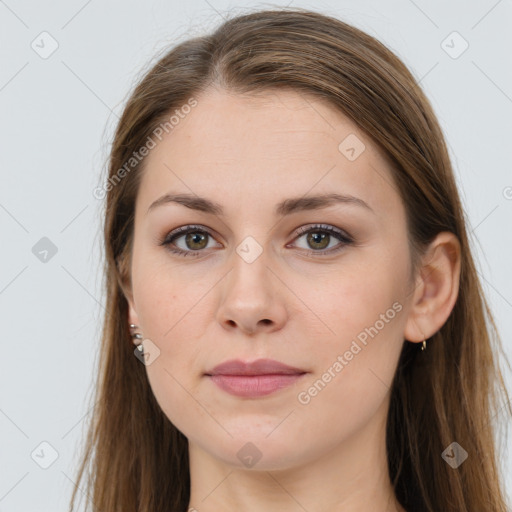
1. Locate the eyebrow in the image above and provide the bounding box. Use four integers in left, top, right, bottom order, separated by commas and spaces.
146, 192, 375, 216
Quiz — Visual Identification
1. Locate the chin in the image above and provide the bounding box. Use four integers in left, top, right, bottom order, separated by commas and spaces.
206, 432, 307, 472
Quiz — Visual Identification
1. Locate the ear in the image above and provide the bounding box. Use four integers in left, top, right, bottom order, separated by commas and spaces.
117, 249, 140, 341
124, 286, 141, 345
404, 231, 461, 344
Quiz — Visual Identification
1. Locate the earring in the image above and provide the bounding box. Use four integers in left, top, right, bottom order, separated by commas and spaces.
129, 323, 144, 354
421, 339, 427, 351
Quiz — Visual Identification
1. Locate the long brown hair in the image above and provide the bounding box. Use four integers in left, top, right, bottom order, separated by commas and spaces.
69, 7, 511, 511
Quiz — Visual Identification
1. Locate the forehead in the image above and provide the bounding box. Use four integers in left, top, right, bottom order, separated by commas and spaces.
136, 88, 403, 221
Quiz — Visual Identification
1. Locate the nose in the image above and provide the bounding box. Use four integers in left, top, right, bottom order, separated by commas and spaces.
215, 251, 288, 336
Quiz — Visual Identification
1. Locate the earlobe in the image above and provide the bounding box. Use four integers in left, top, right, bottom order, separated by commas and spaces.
403, 232, 461, 344
127, 299, 143, 348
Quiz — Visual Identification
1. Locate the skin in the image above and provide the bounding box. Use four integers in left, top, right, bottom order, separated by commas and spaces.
125, 87, 461, 512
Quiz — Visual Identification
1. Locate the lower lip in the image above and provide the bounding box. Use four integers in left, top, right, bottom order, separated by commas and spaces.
208, 373, 306, 398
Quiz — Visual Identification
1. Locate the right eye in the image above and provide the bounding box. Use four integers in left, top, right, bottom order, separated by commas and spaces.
160, 225, 221, 257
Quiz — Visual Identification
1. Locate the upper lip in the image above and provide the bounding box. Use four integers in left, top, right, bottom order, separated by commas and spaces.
206, 358, 307, 376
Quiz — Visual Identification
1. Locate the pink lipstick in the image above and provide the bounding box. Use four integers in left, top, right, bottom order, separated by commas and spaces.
205, 358, 307, 398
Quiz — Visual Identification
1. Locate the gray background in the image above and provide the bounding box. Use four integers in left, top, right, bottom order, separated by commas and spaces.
1, 0, 511, 510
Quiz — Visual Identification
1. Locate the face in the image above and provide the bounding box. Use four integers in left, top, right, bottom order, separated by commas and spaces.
127, 88, 415, 471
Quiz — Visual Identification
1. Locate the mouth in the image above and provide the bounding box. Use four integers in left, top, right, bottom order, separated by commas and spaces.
204, 358, 308, 398
206, 373, 307, 398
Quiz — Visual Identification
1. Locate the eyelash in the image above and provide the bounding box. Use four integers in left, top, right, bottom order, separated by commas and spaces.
159, 223, 354, 258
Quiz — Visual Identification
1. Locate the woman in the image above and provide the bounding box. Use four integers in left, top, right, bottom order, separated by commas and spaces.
70, 7, 511, 512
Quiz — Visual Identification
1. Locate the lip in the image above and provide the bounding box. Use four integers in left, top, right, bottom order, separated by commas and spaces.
206, 358, 307, 376
205, 358, 308, 398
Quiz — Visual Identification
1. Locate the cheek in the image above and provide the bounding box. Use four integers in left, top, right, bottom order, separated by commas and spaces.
301, 252, 407, 393
291, 357, 393, 461
291, 271, 405, 447
311, 257, 404, 339
132, 244, 190, 337
133, 272, 206, 434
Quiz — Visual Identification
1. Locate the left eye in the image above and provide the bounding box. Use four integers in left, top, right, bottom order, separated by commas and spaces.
292, 224, 354, 253
160, 223, 354, 257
